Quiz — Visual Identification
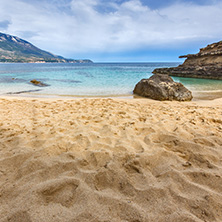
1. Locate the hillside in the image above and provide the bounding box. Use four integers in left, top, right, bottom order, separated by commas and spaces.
0, 32, 92, 63
153, 41, 222, 80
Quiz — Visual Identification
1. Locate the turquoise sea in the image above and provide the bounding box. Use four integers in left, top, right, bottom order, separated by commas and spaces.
0, 63, 222, 99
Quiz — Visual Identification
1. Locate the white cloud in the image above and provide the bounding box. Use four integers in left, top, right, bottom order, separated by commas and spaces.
0, 0, 222, 58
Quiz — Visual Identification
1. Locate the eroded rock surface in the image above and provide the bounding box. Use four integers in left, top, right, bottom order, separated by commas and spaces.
133, 74, 192, 101
153, 41, 222, 80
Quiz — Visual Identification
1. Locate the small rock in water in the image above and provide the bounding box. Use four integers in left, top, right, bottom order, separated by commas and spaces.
30, 79, 49, 87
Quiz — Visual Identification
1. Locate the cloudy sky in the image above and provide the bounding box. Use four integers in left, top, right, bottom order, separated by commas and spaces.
0, 0, 222, 62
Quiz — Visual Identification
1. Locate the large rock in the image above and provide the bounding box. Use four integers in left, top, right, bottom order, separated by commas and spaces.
133, 74, 193, 101
153, 41, 222, 80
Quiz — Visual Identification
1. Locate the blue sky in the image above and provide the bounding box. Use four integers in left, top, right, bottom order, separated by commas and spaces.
0, 0, 222, 62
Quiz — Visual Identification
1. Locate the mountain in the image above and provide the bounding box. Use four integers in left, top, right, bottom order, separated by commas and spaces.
0, 32, 92, 63
153, 41, 222, 80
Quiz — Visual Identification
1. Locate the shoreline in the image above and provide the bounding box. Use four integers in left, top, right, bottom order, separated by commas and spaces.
1, 94, 222, 107
1, 89, 222, 101
192, 90, 222, 101
0, 93, 135, 100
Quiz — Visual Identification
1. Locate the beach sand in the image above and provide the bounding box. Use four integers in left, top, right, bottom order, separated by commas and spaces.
0, 97, 222, 222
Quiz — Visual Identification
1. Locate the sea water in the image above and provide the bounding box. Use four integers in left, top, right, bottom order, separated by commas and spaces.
0, 62, 222, 98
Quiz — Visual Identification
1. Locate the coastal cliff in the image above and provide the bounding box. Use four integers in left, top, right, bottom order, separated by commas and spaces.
0, 32, 92, 63
153, 41, 222, 80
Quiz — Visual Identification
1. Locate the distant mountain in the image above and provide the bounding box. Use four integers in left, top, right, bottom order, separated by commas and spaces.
0, 32, 92, 63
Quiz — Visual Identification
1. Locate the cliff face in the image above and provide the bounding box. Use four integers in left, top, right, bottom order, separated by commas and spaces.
0, 32, 92, 63
153, 41, 222, 80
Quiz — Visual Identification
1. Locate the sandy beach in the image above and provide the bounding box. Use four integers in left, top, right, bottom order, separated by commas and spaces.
0, 96, 222, 222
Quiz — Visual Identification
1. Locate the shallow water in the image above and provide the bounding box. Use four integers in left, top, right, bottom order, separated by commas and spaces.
0, 62, 222, 99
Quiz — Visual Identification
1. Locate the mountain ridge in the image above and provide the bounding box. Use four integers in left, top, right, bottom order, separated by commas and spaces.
0, 32, 92, 63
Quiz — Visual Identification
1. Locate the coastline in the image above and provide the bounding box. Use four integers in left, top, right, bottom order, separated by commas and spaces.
192, 90, 222, 101
0, 93, 135, 100
1, 62, 222, 101
1, 89, 222, 101
0, 96, 222, 221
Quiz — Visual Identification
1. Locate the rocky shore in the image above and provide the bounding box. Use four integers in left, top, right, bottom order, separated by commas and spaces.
153, 41, 222, 80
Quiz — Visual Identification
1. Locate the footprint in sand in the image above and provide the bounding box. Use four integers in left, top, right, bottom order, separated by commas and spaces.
36, 178, 79, 208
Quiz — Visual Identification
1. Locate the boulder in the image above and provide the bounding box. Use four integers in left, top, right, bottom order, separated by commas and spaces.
30, 79, 48, 87
133, 74, 193, 101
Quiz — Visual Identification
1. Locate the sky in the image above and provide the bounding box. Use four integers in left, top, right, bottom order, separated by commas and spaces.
0, 0, 222, 62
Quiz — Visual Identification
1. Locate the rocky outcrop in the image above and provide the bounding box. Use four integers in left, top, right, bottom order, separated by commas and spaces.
153, 41, 222, 80
133, 74, 192, 101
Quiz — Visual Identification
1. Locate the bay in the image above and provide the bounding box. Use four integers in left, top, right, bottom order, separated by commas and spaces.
0, 62, 222, 99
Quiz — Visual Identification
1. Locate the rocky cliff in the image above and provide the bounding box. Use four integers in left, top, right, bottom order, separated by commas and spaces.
0, 32, 92, 63
153, 41, 222, 80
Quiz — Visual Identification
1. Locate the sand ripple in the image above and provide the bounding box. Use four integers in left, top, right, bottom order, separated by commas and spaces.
0, 98, 222, 221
